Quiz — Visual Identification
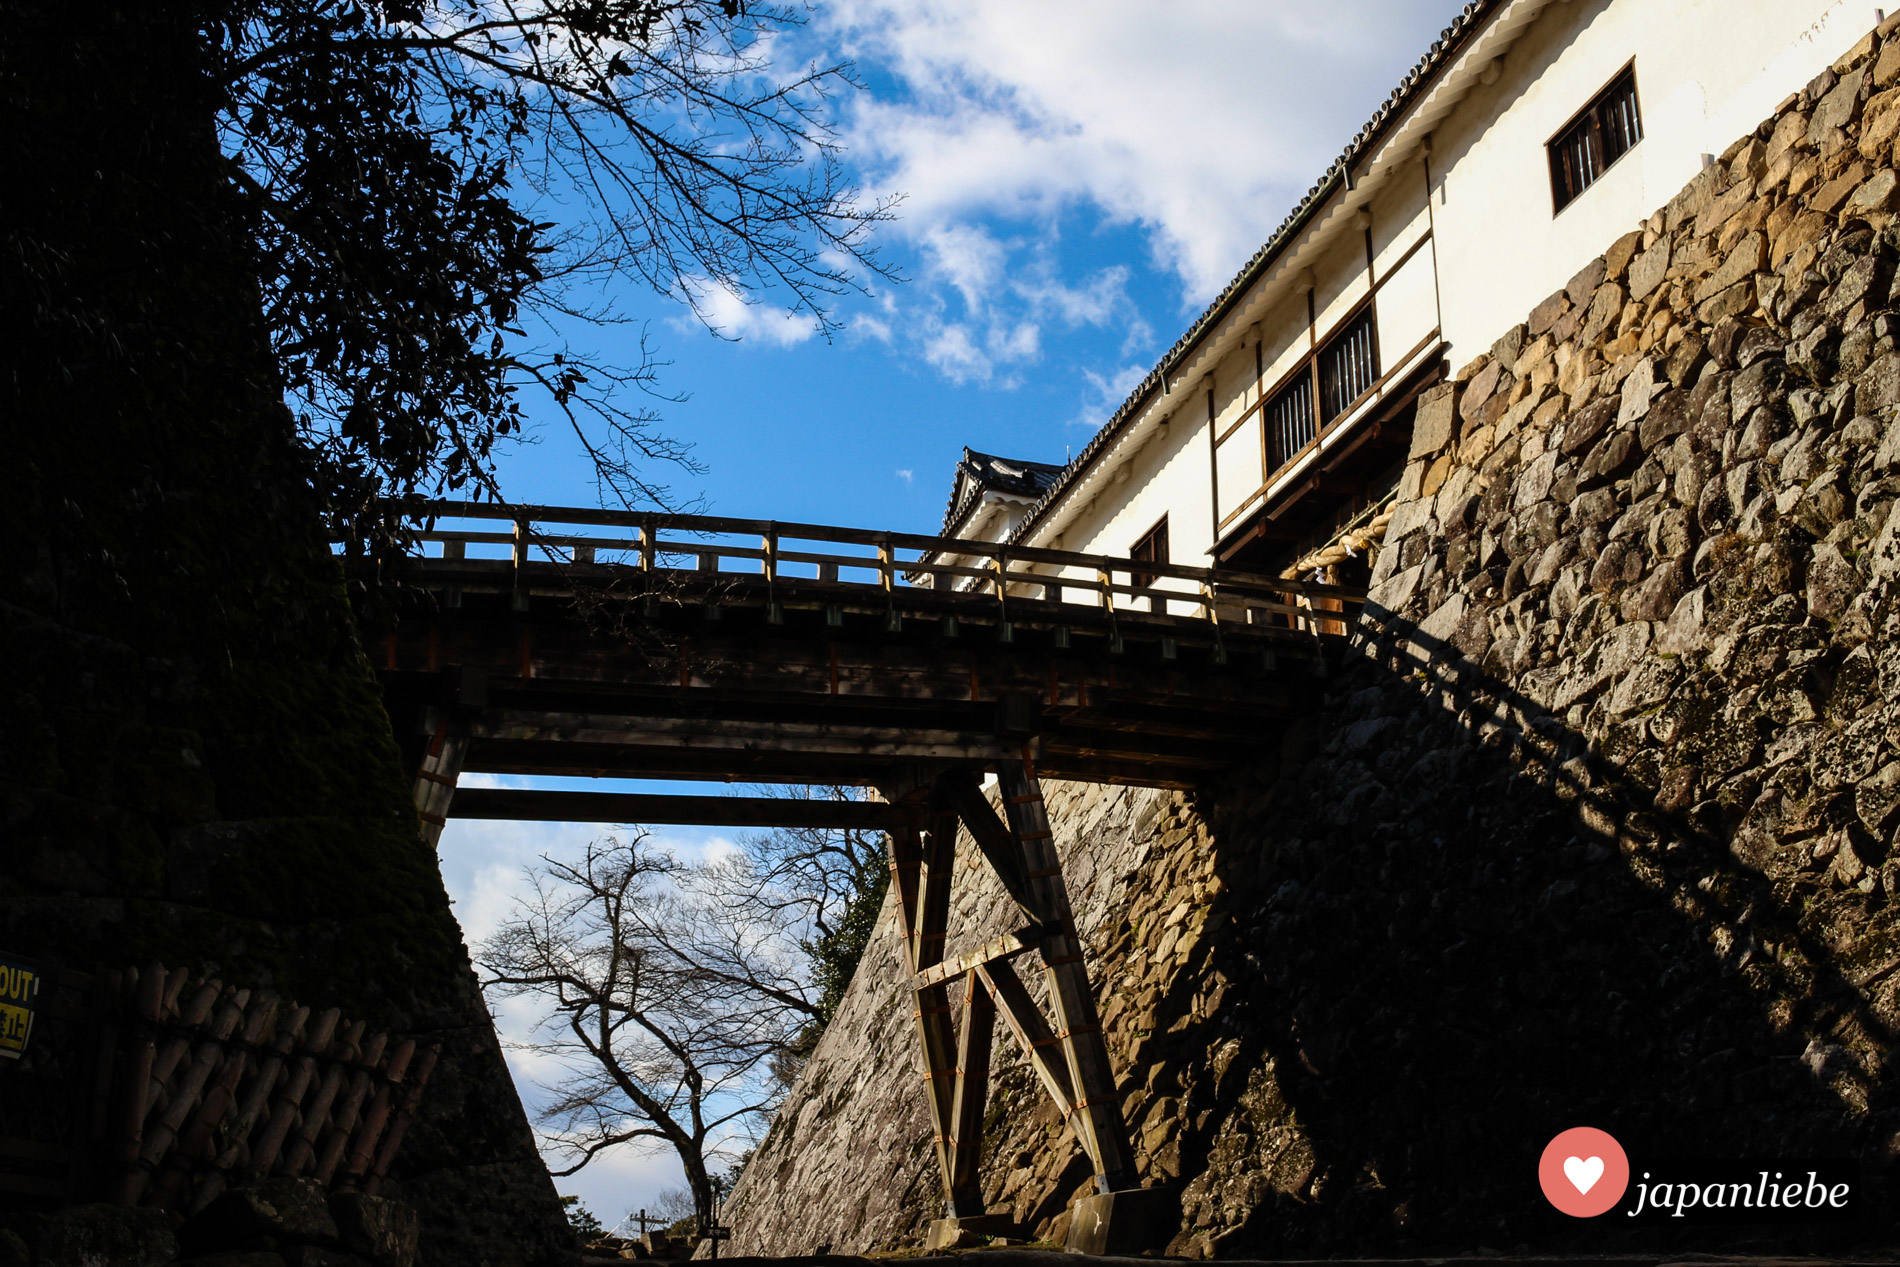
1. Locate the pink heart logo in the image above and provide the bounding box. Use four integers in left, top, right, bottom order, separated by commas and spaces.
1539, 1128, 1628, 1217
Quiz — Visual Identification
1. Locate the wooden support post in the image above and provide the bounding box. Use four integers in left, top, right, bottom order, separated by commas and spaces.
762, 530, 782, 623
946, 970, 995, 1215
411, 707, 468, 849
997, 758, 1133, 1193
511, 517, 531, 611
888, 798, 960, 1214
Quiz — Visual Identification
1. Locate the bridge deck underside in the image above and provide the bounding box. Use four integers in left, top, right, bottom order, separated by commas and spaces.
364, 562, 1333, 795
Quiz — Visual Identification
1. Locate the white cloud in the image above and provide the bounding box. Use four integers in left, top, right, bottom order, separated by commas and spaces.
1014, 264, 1133, 329
896, 468, 914, 484
921, 222, 1008, 312
851, 311, 895, 343
1071, 361, 1151, 429
678, 278, 822, 347
822, 0, 1468, 302
922, 321, 990, 383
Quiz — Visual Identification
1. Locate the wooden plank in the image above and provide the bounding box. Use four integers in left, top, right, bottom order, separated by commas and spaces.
468, 717, 1024, 764
446, 789, 909, 829
909, 926, 1043, 992
461, 742, 896, 785
385, 499, 1347, 597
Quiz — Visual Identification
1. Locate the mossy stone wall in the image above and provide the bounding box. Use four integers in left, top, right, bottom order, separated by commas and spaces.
0, 5, 569, 1262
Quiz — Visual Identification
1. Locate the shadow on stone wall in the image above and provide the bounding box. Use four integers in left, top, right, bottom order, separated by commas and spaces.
1147, 607, 1896, 1256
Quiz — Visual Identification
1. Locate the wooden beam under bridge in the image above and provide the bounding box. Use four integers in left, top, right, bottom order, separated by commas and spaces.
446, 789, 910, 830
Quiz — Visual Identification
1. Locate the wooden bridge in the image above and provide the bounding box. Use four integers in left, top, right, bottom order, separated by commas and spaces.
350, 500, 1365, 1249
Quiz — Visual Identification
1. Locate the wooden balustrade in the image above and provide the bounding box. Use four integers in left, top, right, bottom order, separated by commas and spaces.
378, 499, 1365, 639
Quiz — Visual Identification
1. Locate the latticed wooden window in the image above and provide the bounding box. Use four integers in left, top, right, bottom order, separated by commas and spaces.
1318, 306, 1378, 423
1549, 63, 1642, 213
1266, 374, 1315, 473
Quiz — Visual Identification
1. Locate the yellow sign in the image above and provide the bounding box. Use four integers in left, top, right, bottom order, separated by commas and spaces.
0, 958, 39, 1060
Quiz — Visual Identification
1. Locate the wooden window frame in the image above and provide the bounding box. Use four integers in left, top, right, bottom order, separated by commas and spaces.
1317, 303, 1380, 424
1129, 514, 1169, 590
1262, 368, 1316, 475
1548, 61, 1643, 215
1245, 294, 1381, 487
1209, 227, 1441, 536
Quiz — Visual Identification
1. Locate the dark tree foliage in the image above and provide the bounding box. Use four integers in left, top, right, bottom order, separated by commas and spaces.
560, 1195, 606, 1240
208, 0, 892, 544
802, 860, 888, 1032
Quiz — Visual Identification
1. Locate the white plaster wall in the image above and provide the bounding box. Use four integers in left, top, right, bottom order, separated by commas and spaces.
1214, 409, 1264, 528
1256, 290, 1313, 401
1312, 231, 1374, 340
1432, 0, 1858, 366
1377, 240, 1442, 372
1369, 169, 1434, 276
1209, 336, 1258, 438
1046, 417, 1215, 613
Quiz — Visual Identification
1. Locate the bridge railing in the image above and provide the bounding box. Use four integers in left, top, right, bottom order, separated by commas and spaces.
378, 500, 1365, 636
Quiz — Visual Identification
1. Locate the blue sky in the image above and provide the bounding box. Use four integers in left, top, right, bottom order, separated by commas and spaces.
441, 0, 1473, 1227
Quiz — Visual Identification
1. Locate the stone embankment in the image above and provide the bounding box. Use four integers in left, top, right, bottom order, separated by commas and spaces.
1, 8, 568, 1262
726, 18, 1900, 1259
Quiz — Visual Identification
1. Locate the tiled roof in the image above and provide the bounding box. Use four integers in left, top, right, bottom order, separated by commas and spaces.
939, 447, 1066, 535
1006, 0, 1505, 547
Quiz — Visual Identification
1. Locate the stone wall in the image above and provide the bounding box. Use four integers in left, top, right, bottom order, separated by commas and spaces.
0, 8, 569, 1263
726, 17, 1900, 1257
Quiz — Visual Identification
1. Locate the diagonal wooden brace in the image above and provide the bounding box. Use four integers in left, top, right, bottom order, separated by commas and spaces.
947, 970, 996, 1215
976, 959, 1073, 1119
997, 758, 1134, 1192
937, 769, 1042, 921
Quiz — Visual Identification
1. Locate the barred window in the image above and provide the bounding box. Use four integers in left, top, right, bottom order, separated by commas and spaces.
1265, 374, 1315, 472
1549, 64, 1642, 213
1318, 306, 1378, 423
